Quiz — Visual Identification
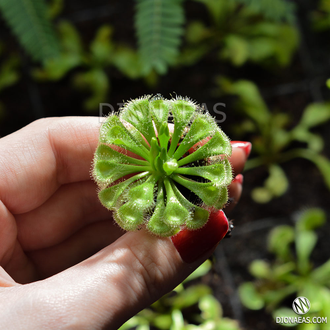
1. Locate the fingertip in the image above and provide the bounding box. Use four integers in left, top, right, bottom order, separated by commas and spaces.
230, 141, 252, 175
171, 210, 229, 263
225, 174, 243, 213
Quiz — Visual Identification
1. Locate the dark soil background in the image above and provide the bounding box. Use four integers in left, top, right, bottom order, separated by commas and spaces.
0, 0, 329, 329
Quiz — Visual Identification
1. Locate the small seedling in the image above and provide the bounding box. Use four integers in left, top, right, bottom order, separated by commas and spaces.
93, 94, 232, 237
239, 208, 330, 328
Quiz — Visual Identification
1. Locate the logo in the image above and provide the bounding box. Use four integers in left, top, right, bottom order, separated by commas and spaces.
292, 297, 311, 315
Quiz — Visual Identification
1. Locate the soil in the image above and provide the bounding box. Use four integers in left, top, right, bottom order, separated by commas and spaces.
0, 0, 329, 329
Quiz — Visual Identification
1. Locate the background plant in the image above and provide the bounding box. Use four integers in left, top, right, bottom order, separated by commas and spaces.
216, 78, 330, 203
120, 260, 241, 330
0, 0, 299, 111
178, 0, 298, 68
239, 208, 330, 329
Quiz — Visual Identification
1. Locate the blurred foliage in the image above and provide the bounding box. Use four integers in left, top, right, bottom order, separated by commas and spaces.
120, 260, 241, 330
311, 0, 330, 31
32, 22, 143, 111
0, 0, 297, 78
239, 208, 330, 329
0, 0, 299, 111
217, 78, 330, 203
0, 0, 60, 62
231, 0, 295, 22
0, 44, 21, 117
135, 0, 185, 75
178, 0, 299, 68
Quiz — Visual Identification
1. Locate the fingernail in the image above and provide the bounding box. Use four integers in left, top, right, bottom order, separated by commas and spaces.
231, 141, 252, 158
171, 210, 229, 263
232, 174, 243, 185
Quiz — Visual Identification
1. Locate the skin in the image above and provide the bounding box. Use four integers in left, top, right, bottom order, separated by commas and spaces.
0, 117, 247, 330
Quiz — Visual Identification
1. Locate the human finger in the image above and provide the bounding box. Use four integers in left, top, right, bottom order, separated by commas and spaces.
16, 180, 113, 251
2, 210, 229, 329
27, 219, 122, 279
229, 141, 251, 175
224, 174, 243, 213
0, 117, 101, 214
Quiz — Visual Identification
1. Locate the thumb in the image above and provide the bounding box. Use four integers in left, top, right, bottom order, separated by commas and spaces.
9, 211, 228, 330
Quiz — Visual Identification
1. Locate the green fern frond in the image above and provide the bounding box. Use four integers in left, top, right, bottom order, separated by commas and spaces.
0, 0, 60, 62
135, 0, 185, 75
232, 0, 296, 22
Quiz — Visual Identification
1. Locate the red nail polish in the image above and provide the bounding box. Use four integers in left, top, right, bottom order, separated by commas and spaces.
171, 210, 229, 263
232, 174, 243, 185
231, 141, 252, 158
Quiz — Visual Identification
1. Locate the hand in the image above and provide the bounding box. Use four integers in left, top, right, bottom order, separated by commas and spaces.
0, 117, 250, 329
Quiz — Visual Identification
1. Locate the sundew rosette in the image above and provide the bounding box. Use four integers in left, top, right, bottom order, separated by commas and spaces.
92, 95, 232, 237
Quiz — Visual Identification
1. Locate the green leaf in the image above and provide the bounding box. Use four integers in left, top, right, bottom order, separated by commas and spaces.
251, 165, 288, 203
265, 165, 288, 197
163, 178, 190, 227
152, 314, 173, 330
47, 0, 63, 19
273, 262, 296, 279
135, 0, 185, 75
149, 97, 171, 134
298, 102, 330, 128
291, 128, 324, 152
296, 230, 317, 274
238, 282, 265, 310
99, 115, 150, 160
251, 187, 273, 204
126, 174, 159, 209
116, 175, 159, 231
94, 160, 151, 184
120, 96, 157, 143
94, 144, 149, 166
32, 21, 83, 81
74, 69, 110, 111
183, 260, 212, 284
300, 282, 324, 312
268, 225, 295, 261
221, 35, 250, 66
173, 113, 218, 160
311, 259, 330, 285
185, 21, 210, 44
220, 80, 270, 127
171, 284, 211, 310
0, 0, 60, 62
232, 0, 296, 22
296, 208, 326, 231
249, 260, 271, 279
170, 309, 184, 330
147, 184, 178, 237
170, 183, 210, 230
90, 25, 114, 65
112, 46, 142, 79
177, 131, 232, 166
119, 316, 142, 330
199, 295, 222, 321
168, 98, 197, 156
176, 160, 232, 187
172, 174, 227, 208
307, 153, 330, 190
98, 172, 149, 209
193, 0, 232, 23
57, 21, 82, 54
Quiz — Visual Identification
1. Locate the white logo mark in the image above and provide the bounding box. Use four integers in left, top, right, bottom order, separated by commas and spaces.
292, 297, 311, 315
